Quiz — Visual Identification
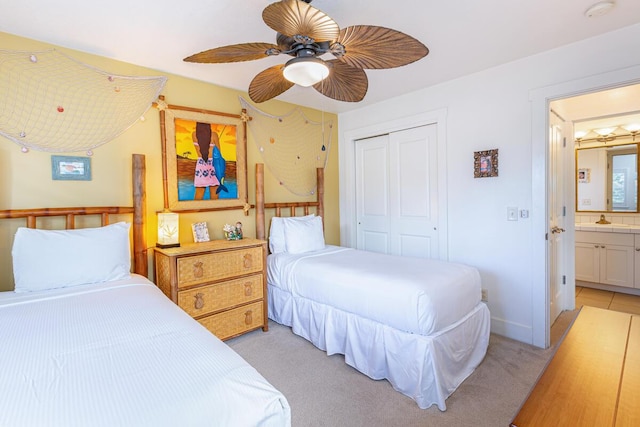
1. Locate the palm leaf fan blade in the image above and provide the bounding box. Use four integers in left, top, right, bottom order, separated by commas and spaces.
184, 43, 279, 63
249, 65, 295, 103
263, 0, 339, 42
335, 26, 429, 69
313, 60, 368, 102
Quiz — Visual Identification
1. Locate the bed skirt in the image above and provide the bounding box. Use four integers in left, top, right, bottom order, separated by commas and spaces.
268, 285, 490, 410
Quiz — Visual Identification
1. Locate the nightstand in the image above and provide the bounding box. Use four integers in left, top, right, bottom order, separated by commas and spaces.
154, 238, 268, 340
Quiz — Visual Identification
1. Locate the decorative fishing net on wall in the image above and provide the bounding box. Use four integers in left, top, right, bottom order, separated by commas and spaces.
239, 97, 332, 196
0, 49, 167, 154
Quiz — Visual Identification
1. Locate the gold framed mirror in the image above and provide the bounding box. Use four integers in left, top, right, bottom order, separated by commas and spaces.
575, 143, 639, 212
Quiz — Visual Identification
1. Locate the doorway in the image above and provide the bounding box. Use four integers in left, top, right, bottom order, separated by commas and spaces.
531, 67, 640, 348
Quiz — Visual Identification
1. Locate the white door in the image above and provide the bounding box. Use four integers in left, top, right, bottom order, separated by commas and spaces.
355, 135, 390, 253
548, 113, 567, 323
355, 125, 439, 258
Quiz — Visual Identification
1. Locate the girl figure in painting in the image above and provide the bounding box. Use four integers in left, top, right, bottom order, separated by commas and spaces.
193, 122, 220, 200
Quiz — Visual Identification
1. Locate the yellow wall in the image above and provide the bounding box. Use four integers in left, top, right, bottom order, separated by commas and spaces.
0, 32, 339, 291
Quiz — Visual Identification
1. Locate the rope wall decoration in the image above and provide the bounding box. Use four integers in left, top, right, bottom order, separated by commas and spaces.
239, 96, 332, 196
0, 49, 167, 154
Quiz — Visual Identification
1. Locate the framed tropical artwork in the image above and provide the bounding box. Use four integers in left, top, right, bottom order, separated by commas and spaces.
159, 99, 248, 212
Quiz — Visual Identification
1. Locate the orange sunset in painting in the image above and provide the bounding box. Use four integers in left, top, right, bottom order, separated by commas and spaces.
174, 119, 237, 161
173, 118, 239, 201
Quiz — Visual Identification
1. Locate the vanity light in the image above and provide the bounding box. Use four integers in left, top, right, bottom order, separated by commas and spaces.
157, 211, 180, 248
595, 127, 615, 136
623, 124, 640, 140
574, 125, 640, 144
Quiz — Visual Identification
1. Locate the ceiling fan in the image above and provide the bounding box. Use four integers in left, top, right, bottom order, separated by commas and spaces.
184, 0, 428, 103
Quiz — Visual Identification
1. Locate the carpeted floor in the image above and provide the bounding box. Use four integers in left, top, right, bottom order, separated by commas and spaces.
227, 310, 578, 427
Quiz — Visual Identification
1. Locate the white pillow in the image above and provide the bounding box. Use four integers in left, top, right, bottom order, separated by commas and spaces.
269, 214, 315, 254
283, 215, 325, 254
12, 222, 132, 292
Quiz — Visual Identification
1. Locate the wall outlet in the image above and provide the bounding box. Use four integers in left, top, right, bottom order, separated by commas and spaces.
481, 288, 488, 302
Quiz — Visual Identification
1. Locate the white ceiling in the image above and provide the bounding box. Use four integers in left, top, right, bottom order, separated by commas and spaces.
3, 1, 640, 113
553, 83, 640, 136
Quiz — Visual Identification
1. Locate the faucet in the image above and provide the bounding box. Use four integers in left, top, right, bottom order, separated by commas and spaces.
596, 214, 611, 224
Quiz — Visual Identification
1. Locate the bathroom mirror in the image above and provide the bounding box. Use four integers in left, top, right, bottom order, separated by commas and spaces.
576, 143, 639, 212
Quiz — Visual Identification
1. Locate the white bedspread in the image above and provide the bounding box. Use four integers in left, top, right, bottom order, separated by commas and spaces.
268, 245, 482, 335
0, 275, 290, 427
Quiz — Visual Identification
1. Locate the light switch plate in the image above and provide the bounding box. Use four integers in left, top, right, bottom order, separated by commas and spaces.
507, 207, 518, 221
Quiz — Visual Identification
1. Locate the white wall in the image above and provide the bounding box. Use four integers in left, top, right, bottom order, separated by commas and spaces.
338, 24, 640, 346
577, 148, 608, 211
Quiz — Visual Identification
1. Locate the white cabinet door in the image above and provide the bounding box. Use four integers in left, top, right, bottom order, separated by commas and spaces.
600, 244, 634, 288
635, 235, 640, 289
575, 242, 600, 282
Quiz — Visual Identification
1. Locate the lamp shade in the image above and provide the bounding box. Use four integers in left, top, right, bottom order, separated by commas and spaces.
283, 57, 329, 87
157, 211, 180, 248
595, 127, 614, 136
574, 130, 587, 139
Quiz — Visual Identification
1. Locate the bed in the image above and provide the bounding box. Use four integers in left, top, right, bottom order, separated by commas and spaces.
0, 155, 291, 427
255, 163, 490, 410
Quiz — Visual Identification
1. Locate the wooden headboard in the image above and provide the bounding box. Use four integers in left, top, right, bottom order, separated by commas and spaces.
0, 154, 148, 277
255, 163, 324, 241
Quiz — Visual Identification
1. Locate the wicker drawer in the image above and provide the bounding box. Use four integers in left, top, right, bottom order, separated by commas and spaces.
176, 246, 263, 288
198, 301, 264, 340
154, 239, 268, 340
177, 274, 263, 318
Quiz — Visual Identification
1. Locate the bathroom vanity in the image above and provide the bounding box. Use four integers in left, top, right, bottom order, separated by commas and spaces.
575, 225, 640, 291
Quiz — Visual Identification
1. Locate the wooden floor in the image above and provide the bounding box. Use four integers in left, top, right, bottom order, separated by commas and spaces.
513, 306, 640, 426
576, 286, 640, 316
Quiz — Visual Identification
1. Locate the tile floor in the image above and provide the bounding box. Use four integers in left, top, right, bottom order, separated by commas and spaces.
550, 286, 640, 346
575, 285, 640, 316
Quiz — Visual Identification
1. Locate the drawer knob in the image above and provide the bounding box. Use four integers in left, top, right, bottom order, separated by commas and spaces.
244, 310, 253, 325
193, 261, 204, 278
244, 283, 253, 296
243, 254, 253, 269
194, 293, 205, 310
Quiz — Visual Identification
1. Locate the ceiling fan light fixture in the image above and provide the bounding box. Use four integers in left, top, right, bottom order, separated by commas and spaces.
283, 57, 329, 87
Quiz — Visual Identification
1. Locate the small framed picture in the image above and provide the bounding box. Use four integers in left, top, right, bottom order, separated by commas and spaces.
51, 156, 91, 181
474, 149, 499, 178
191, 222, 210, 243
578, 168, 590, 183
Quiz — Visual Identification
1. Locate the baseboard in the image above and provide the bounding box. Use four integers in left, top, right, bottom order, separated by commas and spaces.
490, 316, 534, 346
